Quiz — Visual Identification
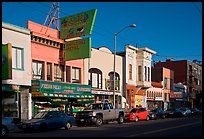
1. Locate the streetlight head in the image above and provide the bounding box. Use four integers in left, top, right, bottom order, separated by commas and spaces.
128, 24, 136, 28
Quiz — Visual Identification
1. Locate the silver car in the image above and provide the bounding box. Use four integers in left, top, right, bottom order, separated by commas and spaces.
2, 117, 16, 136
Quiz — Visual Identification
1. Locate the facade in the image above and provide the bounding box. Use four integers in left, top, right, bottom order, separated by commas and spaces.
83, 47, 124, 108
118, 45, 156, 109
27, 20, 93, 116
2, 22, 32, 120
135, 47, 156, 109
154, 59, 202, 108
151, 67, 174, 110
146, 82, 163, 110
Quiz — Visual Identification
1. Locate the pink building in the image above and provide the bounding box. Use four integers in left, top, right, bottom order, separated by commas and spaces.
27, 20, 93, 115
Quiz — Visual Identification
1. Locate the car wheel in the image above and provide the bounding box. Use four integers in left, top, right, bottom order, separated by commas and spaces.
65, 121, 72, 130
2, 126, 8, 137
95, 116, 103, 127
135, 116, 139, 122
146, 115, 150, 121
118, 114, 124, 124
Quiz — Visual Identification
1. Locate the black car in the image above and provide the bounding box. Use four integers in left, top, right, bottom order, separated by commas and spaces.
149, 108, 165, 120
164, 108, 184, 118
191, 107, 202, 115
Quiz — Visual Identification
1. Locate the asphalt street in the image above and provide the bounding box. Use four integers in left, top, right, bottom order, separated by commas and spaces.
8, 115, 202, 137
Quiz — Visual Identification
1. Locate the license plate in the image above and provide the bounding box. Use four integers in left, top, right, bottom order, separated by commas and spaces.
80, 119, 84, 122
22, 125, 26, 128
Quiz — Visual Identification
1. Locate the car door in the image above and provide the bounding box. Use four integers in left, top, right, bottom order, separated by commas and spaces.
103, 102, 111, 121
108, 103, 115, 120
46, 111, 59, 129
139, 108, 147, 120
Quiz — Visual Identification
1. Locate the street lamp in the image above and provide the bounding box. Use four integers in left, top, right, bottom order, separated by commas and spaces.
113, 24, 136, 108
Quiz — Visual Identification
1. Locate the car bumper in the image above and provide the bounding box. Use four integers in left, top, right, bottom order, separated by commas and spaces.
75, 116, 97, 124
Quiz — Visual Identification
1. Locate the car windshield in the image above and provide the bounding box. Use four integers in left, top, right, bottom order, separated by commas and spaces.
130, 108, 138, 113
90, 104, 103, 110
33, 112, 48, 119
84, 103, 102, 110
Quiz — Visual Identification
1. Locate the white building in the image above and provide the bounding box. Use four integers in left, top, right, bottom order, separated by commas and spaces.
83, 47, 124, 108
2, 22, 32, 120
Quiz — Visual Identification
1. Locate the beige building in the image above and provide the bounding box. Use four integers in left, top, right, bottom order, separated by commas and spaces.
2, 22, 32, 120
83, 47, 124, 108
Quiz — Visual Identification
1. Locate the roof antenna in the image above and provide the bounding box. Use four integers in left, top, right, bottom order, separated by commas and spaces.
40, 2, 60, 34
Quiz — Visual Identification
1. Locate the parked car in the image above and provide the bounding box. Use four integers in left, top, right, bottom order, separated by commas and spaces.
179, 107, 192, 117
2, 117, 16, 136
75, 101, 125, 127
18, 111, 75, 132
190, 107, 202, 115
164, 108, 184, 118
125, 107, 150, 122
149, 108, 165, 120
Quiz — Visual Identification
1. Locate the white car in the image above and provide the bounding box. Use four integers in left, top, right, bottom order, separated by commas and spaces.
2, 117, 16, 136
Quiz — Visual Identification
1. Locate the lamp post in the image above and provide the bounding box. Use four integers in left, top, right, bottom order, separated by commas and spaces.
113, 24, 136, 108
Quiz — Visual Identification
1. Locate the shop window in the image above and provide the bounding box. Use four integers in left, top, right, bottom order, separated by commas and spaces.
66, 66, 71, 82
54, 64, 64, 82
12, 47, 24, 70
129, 64, 132, 80
2, 92, 19, 118
47, 63, 52, 81
89, 68, 102, 89
72, 67, 81, 83
32, 61, 44, 80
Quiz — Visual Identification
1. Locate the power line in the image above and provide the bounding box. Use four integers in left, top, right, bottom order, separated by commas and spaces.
191, 2, 202, 14
16, 2, 48, 16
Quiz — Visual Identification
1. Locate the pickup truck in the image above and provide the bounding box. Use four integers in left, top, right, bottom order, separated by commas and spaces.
75, 102, 125, 127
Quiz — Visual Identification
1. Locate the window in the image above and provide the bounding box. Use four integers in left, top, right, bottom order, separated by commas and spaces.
148, 67, 150, 81
144, 66, 147, 81
109, 72, 120, 90
32, 61, 44, 79
54, 64, 64, 82
89, 68, 102, 89
66, 66, 71, 82
72, 67, 80, 83
170, 79, 173, 90
12, 47, 23, 70
138, 65, 142, 81
47, 63, 52, 81
129, 64, 132, 80
164, 77, 168, 89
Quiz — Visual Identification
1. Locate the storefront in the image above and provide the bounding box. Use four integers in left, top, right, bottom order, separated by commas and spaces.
2, 84, 31, 120
31, 80, 93, 116
170, 91, 187, 109
91, 90, 122, 108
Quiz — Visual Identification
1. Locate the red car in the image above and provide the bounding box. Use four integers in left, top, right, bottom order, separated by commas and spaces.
125, 107, 150, 122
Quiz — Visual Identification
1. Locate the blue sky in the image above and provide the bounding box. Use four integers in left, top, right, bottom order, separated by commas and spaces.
2, 2, 202, 63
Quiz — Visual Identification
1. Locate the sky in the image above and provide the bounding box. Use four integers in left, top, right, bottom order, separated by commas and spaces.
2, 2, 202, 63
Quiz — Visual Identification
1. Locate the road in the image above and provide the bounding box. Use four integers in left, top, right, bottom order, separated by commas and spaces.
8, 115, 202, 137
